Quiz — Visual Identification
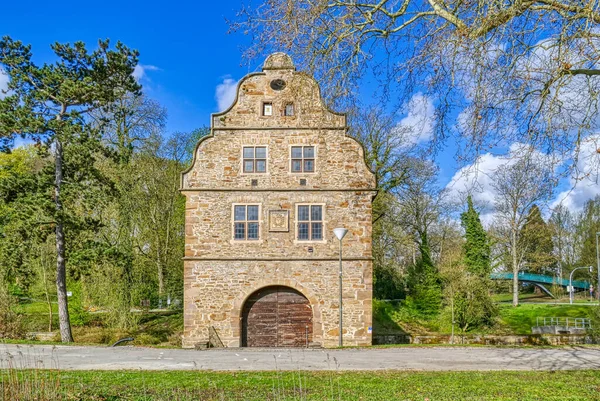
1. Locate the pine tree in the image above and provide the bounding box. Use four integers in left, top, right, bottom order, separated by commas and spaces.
460, 196, 491, 276
0, 37, 140, 342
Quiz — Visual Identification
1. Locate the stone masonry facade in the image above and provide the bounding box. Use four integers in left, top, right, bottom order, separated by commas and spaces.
181, 53, 376, 348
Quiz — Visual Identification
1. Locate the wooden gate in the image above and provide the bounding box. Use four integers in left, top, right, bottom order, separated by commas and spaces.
242, 286, 313, 347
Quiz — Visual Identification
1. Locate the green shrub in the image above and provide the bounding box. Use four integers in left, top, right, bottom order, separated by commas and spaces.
0, 284, 24, 339
134, 333, 161, 345
66, 280, 89, 326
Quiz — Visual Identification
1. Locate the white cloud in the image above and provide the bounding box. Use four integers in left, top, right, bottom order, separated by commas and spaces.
446, 144, 555, 225
132, 64, 160, 82
551, 134, 600, 211
215, 77, 238, 112
396, 93, 435, 145
447, 136, 600, 219
12, 137, 34, 149
446, 152, 512, 226
0, 68, 9, 99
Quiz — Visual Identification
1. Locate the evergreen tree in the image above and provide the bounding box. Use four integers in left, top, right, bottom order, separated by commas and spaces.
0, 37, 140, 342
409, 231, 442, 316
520, 205, 555, 274
460, 196, 491, 276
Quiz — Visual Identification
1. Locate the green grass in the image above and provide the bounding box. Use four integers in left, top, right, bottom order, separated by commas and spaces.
497, 304, 594, 335
15, 298, 599, 346
14, 300, 58, 314
373, 298, 598, 336
2, 369, 600, 400
492, 293, 546, 303
373, 299, 442, 335
14, 298, 184, 346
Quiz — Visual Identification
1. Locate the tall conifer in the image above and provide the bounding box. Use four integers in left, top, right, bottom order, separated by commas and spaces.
461, 196, 491, 276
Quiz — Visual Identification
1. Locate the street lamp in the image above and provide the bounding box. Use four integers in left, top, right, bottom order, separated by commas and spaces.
333, 227, 348, 347
569, 266, 593, 304
596, 232, 600, 301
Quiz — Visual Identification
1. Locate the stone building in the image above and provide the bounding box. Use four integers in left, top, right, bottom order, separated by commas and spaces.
180, 53, 376, 348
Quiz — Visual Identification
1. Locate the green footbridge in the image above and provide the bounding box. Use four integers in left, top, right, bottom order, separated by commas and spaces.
490, 272, 590, 299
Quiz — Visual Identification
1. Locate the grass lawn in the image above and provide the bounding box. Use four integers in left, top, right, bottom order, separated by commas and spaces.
2, 369, 600, 400
14, 298, 184, 346
498, 304, 594, 335
14, 298, 599, 346
492, 293, 547, 303
373, 298, 598, 337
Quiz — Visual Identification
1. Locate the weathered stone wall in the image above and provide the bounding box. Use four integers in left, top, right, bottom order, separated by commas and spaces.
183, 191, 373, 259
183, 259, 373, 348
373, 334, 598, 346
182, 130, 374, 190
180, 53, 376, 348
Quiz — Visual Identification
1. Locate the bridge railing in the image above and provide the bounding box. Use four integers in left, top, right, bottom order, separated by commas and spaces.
536, 317, 592, 329
490, 272, 589, 289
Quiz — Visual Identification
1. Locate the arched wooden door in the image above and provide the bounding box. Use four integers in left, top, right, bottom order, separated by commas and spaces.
242, 286, 313, 347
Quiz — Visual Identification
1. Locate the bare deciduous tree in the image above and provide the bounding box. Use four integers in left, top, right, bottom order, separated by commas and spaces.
492, 153, 554, 306
549, 204, 577, 281
95, 94, 167, 165
233, 1, 600, 172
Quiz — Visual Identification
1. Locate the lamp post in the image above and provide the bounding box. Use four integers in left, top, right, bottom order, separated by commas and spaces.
569, 266, 593, 304
596, 232, 600, 301
333, 227, 348, 347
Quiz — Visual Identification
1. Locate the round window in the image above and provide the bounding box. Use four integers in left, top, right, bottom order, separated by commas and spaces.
270, 79, 286, 91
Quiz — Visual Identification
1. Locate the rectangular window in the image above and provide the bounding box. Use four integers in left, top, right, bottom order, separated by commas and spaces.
284, 103, 294, 116
243, 146, 267, 173
233, 205, 260, 240
297, 205, 323, 241
291, 146, 315, 173
263, 102, 273, 116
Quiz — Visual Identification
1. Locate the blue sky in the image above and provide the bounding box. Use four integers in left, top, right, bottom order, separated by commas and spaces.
2, 0, 251, 133
2, 1, 598, 216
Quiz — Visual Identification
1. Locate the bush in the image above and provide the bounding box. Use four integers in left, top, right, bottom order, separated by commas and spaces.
134, 333, 161, 345
374, 264, 405, 300
70, 327, 129, 344
67, 280, 90, 326
589, 305, 600, 341
451, 277, 498, 332
168, 331, 183, 347
0, 285, 24, 339
409, 270, 442, 317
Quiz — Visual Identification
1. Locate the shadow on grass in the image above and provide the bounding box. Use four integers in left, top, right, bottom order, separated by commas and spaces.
372, 300, 409, 344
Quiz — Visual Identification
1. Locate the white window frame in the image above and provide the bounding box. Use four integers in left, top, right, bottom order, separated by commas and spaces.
283, 102, 295, 117
294, 203, 326, 243
231, 203, 263, 242
289, 145, 317, 174
262, 102, 273, 116
241, 145, 268, 175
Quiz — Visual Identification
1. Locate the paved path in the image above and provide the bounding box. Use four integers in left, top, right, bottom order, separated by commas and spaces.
1, 344, 600, 371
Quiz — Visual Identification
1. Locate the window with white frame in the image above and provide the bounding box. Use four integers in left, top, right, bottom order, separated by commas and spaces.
233, 205, 260, 240
263, 102, 273, 116
284, 103, 294, 116
291, 146, 315, 173
243, 146, 267, 173
297, 204, 323, 241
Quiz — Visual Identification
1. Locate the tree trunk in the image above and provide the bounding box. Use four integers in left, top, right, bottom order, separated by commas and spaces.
156, 248, 164, 297
40, 251, 53, 332
55, 137, 74, 342
512, 227, 519, 307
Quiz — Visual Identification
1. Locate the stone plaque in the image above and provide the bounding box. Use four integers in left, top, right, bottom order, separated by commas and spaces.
269, 210, 289, 232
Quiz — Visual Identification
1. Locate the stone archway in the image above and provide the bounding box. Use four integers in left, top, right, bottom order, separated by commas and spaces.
241, 286, 313, 347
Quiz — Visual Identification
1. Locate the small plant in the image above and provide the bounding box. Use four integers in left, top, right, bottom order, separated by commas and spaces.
0, 285, 24, 339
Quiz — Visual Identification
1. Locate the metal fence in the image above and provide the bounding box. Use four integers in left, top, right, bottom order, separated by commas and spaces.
536, 317, 592, 329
